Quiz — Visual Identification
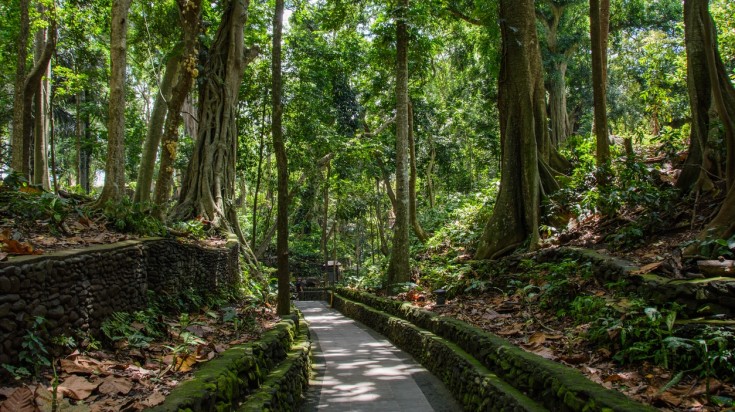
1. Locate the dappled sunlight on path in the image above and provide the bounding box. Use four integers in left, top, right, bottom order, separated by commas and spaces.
296, 301, 460, 412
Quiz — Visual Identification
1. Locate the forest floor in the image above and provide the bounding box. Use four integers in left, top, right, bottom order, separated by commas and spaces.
0, 297, 279, 412
0, 187, 279, 411
1, 168, 735, 411
402, 192, 735, 411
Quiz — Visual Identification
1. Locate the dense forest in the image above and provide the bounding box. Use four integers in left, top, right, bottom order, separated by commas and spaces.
1, 0, 735, 410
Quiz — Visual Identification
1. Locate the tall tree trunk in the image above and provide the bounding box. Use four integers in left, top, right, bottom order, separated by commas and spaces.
701, 5, 735, 190
74, 91, 82, 187
272, 0, 290, 316
170, 0, 261, 277
426, 133, 436, 209
321, 162, 331, 265
678, 0, 714, 193
49, 85, 58, 194
81, 103, 92, 193
475, 0, 544, 260
11, 0, 30, 175
375, 179, 390, 256
97, 0, 133, 205
23, 25, 56, 187
386, 0, 411, 289
172, 0, 255, 227
548, 61, 570, 146
377, 157, 398, 214
14, 7, 55, 181
538, 1, 576, 147
408, 102, 428, 242
154, 0, 203, 208
32, 18, 51, 190
590, 0, 611, 173
683, 0, 735, 254
252, 99, 267, 250
135, 54, 180, 203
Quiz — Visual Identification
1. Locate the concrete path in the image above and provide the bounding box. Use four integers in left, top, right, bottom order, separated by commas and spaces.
296, 301, 461, 412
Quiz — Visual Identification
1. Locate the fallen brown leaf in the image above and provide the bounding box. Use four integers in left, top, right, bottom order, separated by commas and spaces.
0, 387, 35, 412
560, 353, 590, 365
141, 391, 166, 408
0, 387, 16, 398
604, 371, 641, 383
125, 365, 155, 380
656, 391, 682, 407
496, 325, 522, 336
528, 332, 547, 345
58, 375, 100, 401
0, 252, 6, 261
1, 239, 42, 255
632, 261, 663, 275
529, 346, 557, 360
35, 385, 90, 412
174, 354, 197, 373
97, 377, 132, 396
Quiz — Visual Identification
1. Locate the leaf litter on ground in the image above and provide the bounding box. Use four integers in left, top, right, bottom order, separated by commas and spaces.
0, 303, 279, 411
425, 289, 734, 411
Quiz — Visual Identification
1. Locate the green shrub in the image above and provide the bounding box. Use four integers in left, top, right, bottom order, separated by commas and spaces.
102, 198, 166, 236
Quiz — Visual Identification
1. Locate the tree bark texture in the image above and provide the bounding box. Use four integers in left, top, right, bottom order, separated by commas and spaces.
134, 54, 180, 203
32, 17, 52, 190
154, 0, 203, 208
682, 0, 735, 253
377, 156, 398, 214
252, 97, 268, 250
590, 0, 611, 171
408, 102, 428, 242
386, 0, 411, 288
97, 0, 132, 205
375, 179, 390, 256
11, 0, 30, 175
475, 0, 543, 260
23, 23, 56, 187
700, 3, 735, 190
172, 0, 252, 227
426, 133, 436, 209
678, 0, 714, 193
272, 0, 290, 316
321, 162, 331, 265
49, 85, 58, 194
537, 1, 576, 147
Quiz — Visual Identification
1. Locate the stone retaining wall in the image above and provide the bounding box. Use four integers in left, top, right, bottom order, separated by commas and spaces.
333, 295, 545, 411
334, 289, 655, 412
150, 311, 309, 412
0, 237, 240, 365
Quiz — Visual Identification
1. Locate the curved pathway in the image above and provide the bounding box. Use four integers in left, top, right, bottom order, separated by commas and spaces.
296, 301, 461, 412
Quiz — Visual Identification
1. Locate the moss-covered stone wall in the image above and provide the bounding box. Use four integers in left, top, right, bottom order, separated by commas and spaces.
0, 236, 240, 365
333, 294, 545, 411
334, 289, 655, 412
150, 311, 310, 412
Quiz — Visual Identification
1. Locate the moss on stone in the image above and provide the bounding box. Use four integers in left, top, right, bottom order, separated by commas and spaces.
333, 293, 546, 412
148, 309, 310, 412
334, 289, 656, 412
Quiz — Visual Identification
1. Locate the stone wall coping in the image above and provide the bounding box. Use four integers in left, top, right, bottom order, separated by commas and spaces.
148, 309, 309, 412
334, 289, 656, 412
0, 234, 240, 267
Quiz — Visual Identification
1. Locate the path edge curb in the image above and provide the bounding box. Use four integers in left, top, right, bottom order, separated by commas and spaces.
334, 288, 655, 412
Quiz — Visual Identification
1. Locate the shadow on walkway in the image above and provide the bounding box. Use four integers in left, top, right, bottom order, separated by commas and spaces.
296, 301, 461, 412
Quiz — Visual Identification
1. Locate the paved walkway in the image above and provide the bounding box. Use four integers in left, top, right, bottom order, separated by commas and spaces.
295, 301, 461, 412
